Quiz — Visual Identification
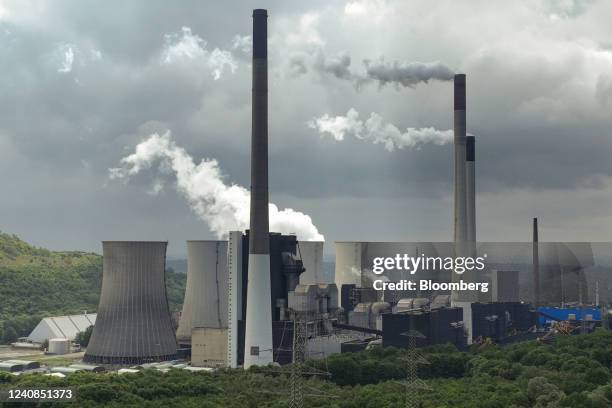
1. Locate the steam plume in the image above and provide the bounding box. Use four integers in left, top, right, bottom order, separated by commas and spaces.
364, 59, 455, 88
162, 27, 237, 80
109, 132, 324, 241
290, 49, 454, 88
308, 108, 452, 151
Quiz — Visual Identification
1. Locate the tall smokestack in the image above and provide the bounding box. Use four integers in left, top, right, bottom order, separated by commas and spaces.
452, 74, 474, 344
533, 217, 540, 307
466, 135, 476, 243
454, 74, 467, 244
244, 8, 273, 368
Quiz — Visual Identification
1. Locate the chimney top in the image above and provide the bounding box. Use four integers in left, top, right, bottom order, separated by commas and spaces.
454, 74, 466, 111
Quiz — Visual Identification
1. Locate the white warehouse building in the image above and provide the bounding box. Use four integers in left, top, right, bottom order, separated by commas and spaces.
28, 314, 96, 344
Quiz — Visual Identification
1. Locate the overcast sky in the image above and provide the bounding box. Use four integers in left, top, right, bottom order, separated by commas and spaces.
1, 0, 611, 258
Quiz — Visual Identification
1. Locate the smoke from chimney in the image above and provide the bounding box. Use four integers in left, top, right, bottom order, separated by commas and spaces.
308, 108, 453, 151
109, 132, 324, 241
290, 49, 455, 89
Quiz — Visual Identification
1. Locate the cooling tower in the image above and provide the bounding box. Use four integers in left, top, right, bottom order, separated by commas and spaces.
244, 8, 273, 368
298, 241, 326, 285
176, 241, 229, 343
84, 241, 177, 365
335, 242, 364, 305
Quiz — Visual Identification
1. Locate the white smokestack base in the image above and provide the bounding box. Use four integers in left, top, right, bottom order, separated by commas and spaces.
244, 8, 273, 369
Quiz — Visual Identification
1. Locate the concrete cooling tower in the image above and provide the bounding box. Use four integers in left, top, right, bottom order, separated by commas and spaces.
84, 241, 177, 365
176, 241, 229, 344
298, 241, 326, 285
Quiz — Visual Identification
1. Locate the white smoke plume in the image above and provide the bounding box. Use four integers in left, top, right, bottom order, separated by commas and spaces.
364, 59, 455, 88
162, 27, 237, 80
290, 48, 454, 88
232, 35, 252, 54
57, 45, 74, 73
308, 108, 453, 151
313, 51, 353, 80
109, 132, 324, 241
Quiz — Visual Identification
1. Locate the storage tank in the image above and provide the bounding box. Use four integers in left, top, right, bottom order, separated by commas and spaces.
176, 241, 229, 343
84, 241, 177, 365
48, 338, 71, 355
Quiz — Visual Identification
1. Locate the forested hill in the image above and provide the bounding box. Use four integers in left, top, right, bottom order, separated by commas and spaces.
0, 232, 186, 344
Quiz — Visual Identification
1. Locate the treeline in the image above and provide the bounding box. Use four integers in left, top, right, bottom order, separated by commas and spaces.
2, 331, 611, 407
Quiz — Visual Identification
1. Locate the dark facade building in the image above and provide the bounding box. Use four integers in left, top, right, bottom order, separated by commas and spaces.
382, 307, 465, 349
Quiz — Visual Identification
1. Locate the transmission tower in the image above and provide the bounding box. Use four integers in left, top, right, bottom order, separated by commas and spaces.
257, 311, 336, 408
288, 317, 308, 408
398, 329, 431, 408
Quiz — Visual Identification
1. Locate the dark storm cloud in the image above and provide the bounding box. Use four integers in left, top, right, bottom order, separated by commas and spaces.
0, 0, 611, 252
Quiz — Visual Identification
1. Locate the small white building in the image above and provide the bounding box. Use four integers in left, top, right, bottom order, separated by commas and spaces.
28, 314, 96, 344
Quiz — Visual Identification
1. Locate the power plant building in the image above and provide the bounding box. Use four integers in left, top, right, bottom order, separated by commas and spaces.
84, 241, 177, 365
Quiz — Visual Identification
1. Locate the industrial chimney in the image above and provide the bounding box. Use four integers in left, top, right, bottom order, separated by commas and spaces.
532, 218, 540, 307
452, 74, 475, 344
454, 74, 467, 244
244, 8, 273, 368
466, 135, 476, 243
84, 241, 177, 365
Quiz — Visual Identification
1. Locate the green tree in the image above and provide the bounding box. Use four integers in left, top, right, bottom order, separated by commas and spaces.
75, 325, 94, 347
1, 326, 18, 344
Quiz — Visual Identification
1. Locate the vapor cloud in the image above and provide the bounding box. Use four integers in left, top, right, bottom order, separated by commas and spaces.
232, 35, 252, 54
109, 132, 324, 241
308, 108, 453, 151
364, 59, 455, 88
290, 49, 454, 88
162, 27, 237, 80
57, 45, 74, 73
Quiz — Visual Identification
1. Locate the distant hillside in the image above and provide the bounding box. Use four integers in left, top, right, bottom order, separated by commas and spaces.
166, 258, 187, 274
0, 232, 100, 269
0, 232, 185, 344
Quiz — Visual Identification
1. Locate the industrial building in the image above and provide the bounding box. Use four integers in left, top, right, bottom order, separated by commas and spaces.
27, 313, 96, 344
84, 241, 177, 365
68, 9, 610, 373
227, 230, 340, 367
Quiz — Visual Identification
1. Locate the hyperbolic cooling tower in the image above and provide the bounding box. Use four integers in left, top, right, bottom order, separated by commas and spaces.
244, 8, 273, 368
298, 241, 325, 285
84, 241, 177, 365
176, 241, 229, 343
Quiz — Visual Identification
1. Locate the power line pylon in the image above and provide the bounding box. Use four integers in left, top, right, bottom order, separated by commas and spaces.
288, 317, 308, 408
398, 330, 431, 408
